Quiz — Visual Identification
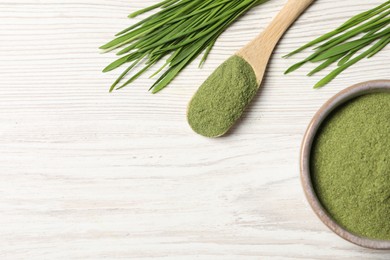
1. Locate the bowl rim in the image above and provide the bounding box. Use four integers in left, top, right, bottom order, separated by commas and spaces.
300, 79, 390, 250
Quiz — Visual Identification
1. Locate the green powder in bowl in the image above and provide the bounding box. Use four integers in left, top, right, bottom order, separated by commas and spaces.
311, 92, 390, 241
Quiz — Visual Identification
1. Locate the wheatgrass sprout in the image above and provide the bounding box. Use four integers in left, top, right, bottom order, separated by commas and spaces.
285, 1, 390, 88
101, 0, 269, 93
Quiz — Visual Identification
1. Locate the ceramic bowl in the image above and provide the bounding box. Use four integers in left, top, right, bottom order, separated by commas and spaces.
300, 80, 390, 249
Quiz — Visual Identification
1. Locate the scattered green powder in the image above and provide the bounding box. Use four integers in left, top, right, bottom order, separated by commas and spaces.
311, 92, 390, 241
187, 55, 258, 138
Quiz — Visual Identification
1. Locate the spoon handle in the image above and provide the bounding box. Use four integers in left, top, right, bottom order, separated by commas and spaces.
237, 0, 315, 83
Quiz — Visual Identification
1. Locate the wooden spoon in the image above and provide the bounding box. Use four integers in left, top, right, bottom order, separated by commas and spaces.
187, 0, 315, 138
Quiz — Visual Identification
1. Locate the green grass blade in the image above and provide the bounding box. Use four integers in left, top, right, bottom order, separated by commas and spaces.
116, 63, 155, 90
308, 54, 344, 76
367, 35, 390, 58
128, 0, 178, 18
338, 1, 390, 30
314, 38, 387, 88
337, 49, 358, 66
109, 59, 142, 92
311, 28, 390, 62
103, 55, 132, 72
315, 13, 390, 52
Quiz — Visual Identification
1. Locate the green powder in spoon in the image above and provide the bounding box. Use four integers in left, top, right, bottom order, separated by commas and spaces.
311, 92, 390, 241
187, 55, 258, 137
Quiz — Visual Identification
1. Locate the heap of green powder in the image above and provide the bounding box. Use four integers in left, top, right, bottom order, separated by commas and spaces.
312, 92, 390, 241
187, 55, 258, 138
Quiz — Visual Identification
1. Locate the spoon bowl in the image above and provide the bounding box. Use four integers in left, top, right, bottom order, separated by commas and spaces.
187, 0, 315, 137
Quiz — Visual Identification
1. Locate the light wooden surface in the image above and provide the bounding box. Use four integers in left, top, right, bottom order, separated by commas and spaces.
0, 0, 389, 259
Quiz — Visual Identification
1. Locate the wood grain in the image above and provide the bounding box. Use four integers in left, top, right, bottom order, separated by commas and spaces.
0, 0, 389, 259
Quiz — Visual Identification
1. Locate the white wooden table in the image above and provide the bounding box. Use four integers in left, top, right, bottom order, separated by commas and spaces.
1, 0, 389, 259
